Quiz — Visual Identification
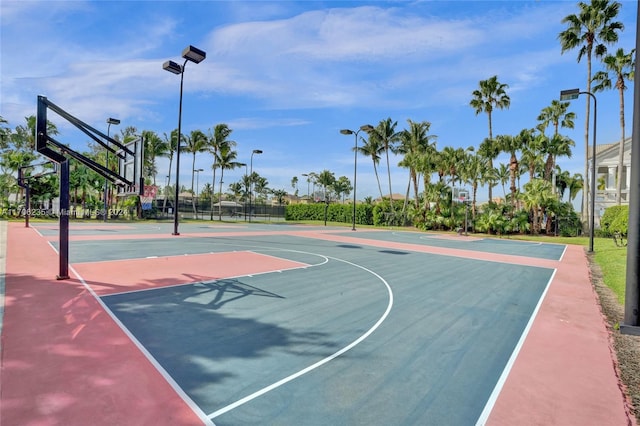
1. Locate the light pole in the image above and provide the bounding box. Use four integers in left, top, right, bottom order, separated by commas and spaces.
163, 45, 206, 235
104, 117, 120, 221
240, 163, 248, 220
560, 88, 597, 253
194, 168, 203, 216
249, 149, 263, 222
340, 124, 374, 231
302, 173, 310, 200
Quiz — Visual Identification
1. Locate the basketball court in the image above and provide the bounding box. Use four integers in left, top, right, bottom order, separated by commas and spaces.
0, 221, 634, 425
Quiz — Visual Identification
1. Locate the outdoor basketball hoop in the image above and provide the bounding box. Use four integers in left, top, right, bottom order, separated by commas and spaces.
36, 95, 143, 279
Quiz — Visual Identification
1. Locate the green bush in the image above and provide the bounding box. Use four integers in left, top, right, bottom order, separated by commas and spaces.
285, 202, 373, 225
372, 200, 406, 226
601, 205, 629, 236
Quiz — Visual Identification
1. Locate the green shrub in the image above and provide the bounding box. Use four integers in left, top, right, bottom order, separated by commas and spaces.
285, 202, 373, 225
601, 205, 629, 236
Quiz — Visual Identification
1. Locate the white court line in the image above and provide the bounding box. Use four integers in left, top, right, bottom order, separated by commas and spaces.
474, 269, 557, 426
207, 253, 394, 420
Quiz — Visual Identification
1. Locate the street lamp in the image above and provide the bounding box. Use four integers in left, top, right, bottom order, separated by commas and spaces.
104, 117, 120, 221
249, 149, 263, 222
163, 45, 206, 235
194, 168, 203, 203
340, 124, 374, 231
560, 88, 597, 252
238, 163, 248, 220
302, 173, 310, 200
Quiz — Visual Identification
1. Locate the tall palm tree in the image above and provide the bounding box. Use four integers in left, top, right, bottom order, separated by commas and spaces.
520, 131, 547, 183
477, 137, 501, 203
370, 118, 400, 204
142, 130, 168, 186
559, 0, 623, 219
397, 119, 437, 209
216, 144, 242, 220
357, 133, 385, 201
470, 76, 510, 202
537, 100, 576, 191
316, 169, 336, 202
496, 129, 533, 209
495, 163, 510, 201
522, 178, 554, 234
592, 47, 634, 205
161, 130, 179, 214
464, 152, 490, 220
207, 124, 235, 219
184, 129, 208, 213
415, 146, 439, 214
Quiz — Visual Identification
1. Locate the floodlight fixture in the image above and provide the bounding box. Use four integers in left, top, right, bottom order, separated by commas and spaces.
559, 88, 580, 101
182, 45, 207, 64
163, 60, 183, 75
107, 117, 120, 125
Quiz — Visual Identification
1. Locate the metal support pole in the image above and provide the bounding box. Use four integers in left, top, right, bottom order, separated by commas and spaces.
24, 185, 30, 228
58, 160, 70, 280
173, 59, 188, 235
587, 92, 597, 253
621, 3, 640, 335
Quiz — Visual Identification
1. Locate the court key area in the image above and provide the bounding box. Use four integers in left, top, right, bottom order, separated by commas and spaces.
0, 222, 633, 426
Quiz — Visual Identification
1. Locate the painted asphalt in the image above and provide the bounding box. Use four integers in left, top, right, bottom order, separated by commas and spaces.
97, 238, 553, 424
1, 221, 634, 426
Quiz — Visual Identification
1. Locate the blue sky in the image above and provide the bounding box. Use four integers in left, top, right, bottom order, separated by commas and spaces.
1, 0, 638, 203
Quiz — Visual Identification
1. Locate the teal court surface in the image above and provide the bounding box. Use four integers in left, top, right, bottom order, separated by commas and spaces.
0, 221, 634, 425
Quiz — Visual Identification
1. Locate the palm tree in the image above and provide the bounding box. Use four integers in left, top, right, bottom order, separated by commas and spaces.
216, 144, 242, 220
184, 129, 208, 214
522, 178, 554, 235
370, 118, 400, 204
495, 163, 510, 201
358, 133, 385, 201
537, 100, 576, 191
142, 130, 168, 186
316, 170, 336, 202
592, 47, 634, 205
559, 0, 623, 219
477, 137, 501, 203
333, 176, 352, 203
520, 131, 547, 183
208, 124, 234, 219
464, 151, 490, 220
272, 189, 288, 205
397, 119, 437, 210
470, 76, 511, 202
496, 129, 533, 209
414, 146, 439, 214
161, 130, 179, 214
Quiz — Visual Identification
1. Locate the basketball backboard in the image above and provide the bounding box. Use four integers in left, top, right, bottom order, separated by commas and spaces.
117, 136, 144, 196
